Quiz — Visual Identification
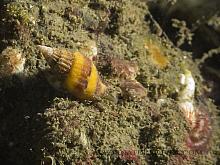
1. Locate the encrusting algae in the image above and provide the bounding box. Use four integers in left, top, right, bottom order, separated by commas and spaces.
38, 45, 106, 100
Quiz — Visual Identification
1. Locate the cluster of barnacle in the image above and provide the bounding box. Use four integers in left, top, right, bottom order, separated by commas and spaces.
108, 57, 147, 101
178, 69, 212, 151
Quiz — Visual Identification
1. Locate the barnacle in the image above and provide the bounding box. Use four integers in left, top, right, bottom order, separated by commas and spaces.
106, 57, 145, 100
110, 57, 139, 80
0, 47, 25, 78
120, 79, 147, 100
38, 45, 106, 100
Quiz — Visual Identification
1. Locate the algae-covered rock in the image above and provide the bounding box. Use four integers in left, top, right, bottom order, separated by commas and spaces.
0, 0, 219, 164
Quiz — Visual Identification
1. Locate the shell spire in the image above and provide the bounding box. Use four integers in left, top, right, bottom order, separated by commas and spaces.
38, 45, 73, 73
38, 45, 106, 100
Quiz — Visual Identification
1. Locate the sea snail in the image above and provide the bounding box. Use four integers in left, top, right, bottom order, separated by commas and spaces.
38, 45, 107, 100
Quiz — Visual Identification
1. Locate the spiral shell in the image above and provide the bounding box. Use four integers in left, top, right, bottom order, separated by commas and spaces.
38, 45, 106, 100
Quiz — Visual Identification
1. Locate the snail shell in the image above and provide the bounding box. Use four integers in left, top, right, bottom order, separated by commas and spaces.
38, 45, 106, 100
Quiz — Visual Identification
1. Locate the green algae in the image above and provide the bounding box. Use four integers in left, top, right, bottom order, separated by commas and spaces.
0, 0, 220, 164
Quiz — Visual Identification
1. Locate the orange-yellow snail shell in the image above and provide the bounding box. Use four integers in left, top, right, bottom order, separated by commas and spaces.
38, 45, 106, 100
